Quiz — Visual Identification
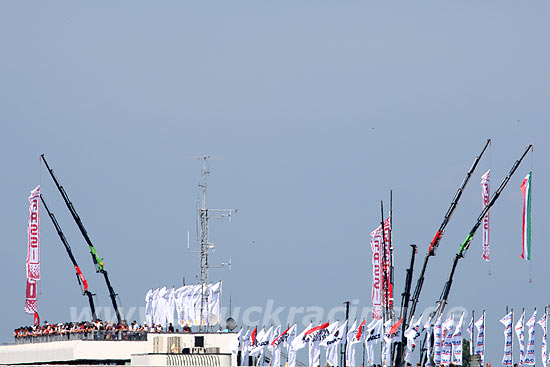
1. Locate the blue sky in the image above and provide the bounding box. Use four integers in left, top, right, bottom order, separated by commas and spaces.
1, 1, 549, 363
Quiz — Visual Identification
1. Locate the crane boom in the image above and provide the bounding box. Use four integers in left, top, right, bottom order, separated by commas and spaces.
41, 194, 97, 321
434, 144, 532, 319
40, 154, 121, 324
407, 139, 491, 324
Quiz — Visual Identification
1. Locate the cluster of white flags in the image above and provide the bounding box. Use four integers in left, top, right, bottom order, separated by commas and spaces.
144, 281, 221, 327
507, 309, 549, 367
235, 319, 389, 367
430, 313, 466, 367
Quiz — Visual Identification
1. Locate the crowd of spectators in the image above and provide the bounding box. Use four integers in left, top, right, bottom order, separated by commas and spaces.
13, 320, 191, 342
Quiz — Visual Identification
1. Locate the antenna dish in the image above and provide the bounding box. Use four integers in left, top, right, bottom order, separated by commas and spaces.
208, 313, 219, 326
226, 317, 237, 331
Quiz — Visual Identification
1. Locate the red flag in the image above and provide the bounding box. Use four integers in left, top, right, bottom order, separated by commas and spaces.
34, 312, 40, 326
74, 265, 89, 292
305, 322, 330, 336
271, 326, 291, 346
356, 319, 366, 340
250, 327, 257, 346
389, 318, 403, 335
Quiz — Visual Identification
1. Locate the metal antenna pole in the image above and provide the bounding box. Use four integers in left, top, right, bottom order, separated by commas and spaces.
195, 156, 236, 331
199, 156, 209, 332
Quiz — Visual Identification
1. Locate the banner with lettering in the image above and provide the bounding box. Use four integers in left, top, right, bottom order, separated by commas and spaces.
481, 170, 490, 261
26, 186, 40, 280
370, 217, 391, 319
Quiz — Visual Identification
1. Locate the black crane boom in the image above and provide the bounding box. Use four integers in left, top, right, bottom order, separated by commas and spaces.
40, 154, 122, 324
433, 144, 532, 319
41, 194, 97, 321
407, 139, 491, 324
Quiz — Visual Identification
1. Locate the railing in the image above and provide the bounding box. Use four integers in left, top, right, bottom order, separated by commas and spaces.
14, 330, 148, 344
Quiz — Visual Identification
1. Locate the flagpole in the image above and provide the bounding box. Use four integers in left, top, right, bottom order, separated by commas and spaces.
471, 310, 474, 358
380, 201, 389, 367
342, 301, 350, 367
546, 305, 549, 367
483, 310, 486, 367
511, 308, 514, 367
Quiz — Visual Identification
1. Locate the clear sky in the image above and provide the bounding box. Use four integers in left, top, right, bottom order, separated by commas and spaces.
1, 1, 549, 364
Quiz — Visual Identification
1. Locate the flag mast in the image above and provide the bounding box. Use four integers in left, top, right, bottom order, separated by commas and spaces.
408, 139, 491, 325
40, 195, 97, 321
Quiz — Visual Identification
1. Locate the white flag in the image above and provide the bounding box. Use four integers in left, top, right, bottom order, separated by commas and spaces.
500, 311, 513, 366
404, 315, 423, 363
345, 320, 358, 367
286, 324, 298, 367
538, 312, 548, 367
208, 281, 222, 325
452, 313, 464, 365
382, 319, 402, 367
241, 328, 251, 366
467, 317, 474, 355
347, 320, 365, 367
257, 326, 273, 366
269, 325, 282, 367
153, 286, 167, 326
441, 317, 454, 365
525, 310, 537, 365
290, 322, 313, 352
164, 287, 175, 327
515, 310, 526, 365
190, 284, 202, 325
365, 319, 383, 365
270, 325, 293, 367
232, 327, 243, 355
144, 288, 154, 326
323, 322, 345, 367
481, 169, 490, 261
475, 313, 485, 366
434, 315, 443, 365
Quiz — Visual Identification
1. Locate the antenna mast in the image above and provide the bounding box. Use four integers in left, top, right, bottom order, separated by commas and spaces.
196, 156, 235, 331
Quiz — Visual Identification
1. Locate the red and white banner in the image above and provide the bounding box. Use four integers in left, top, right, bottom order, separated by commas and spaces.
370, 217, 391, 320
26, 186, 40, 280
481, 170, 490, 261
24, 278, 38, 314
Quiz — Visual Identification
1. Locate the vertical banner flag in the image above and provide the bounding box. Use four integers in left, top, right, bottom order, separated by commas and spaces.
521, 171, 532, 260
404, 315, 423, 363
24, 278, 38, 314
286, 324, 298, 367
268, 325, 282, 367
241, 328, 251, 367
452, 313, 464, 365
475, 312, 485, 366
516, 310, 526, 365
25, 186, 40, 315
434, 315, 443, 365
320, 321, 342, 367
468, 317, 474, 355
481, 170, 490, 261
370, 217, 391, 320
441, 316, 454, 365
500, 311, 513, 366
365, 320, 383, 366
27, 186, 41, 280
525, 310, 537, 365
537, 312, 548, 367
